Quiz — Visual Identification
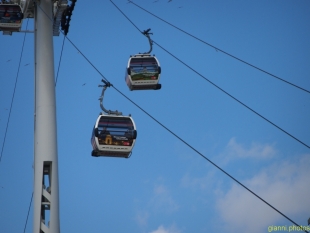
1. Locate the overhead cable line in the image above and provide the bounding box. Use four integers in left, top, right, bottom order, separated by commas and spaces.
61, 34, 309, 232
128, 0, 310, 94
37, 1, 110, 85
111, 85, 309, 233
34, 1, 70, 87
1, 19, 34, 233
153, 40, 310, 150
61, 36, 110, 83
23, 192, 33, 233
37, 4, 309, 232
0, 19, 29, 165
55, 0, 77, 86
55, 35, 66, 86
110, 0, 310, 150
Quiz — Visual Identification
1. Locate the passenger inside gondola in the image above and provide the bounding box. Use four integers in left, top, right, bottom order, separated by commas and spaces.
100, 127, 110, 136
98, 127, 109, 144
0, 6, 23, 23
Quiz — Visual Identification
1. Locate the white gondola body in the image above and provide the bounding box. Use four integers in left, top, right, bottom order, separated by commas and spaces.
125, 54, 161, 91
91, 114, 137, 158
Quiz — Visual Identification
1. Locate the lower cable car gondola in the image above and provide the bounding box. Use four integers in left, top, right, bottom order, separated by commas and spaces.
125, 28, 162, 91
91, 80, 137, 158
91, 114, 137, 158
125, 53, 161, 91
0, 2, 24, 34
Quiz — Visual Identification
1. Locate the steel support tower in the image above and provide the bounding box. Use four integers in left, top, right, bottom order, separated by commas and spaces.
1, 0, 69, 232
33, 0, 60, 232
32, 0, 68, 232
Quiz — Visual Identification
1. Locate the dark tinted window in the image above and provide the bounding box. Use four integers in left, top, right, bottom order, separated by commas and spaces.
97, 116, 135, 146
130, 57, 158, 73
98, 116, 134, 135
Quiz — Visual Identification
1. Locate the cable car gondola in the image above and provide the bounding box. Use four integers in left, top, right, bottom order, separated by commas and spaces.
125, 29, 162, 91
91, 80, 137, 158
125, 53, 161, 91
91, 114, 137, 158
0, 1, 24, 34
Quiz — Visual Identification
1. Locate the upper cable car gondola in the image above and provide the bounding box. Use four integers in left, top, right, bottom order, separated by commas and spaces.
91, 80, 137, 158
125, 29, 162, 91
0, 1, 24, 34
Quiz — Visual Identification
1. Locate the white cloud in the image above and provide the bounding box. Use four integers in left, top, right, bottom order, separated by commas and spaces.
134, 184, 179, 230
150, 184, 179, 213
181, 138, 277, 192
149, 225, 181, 233
226, 137, 277, 159
134, 211, 149, 228
181, 172, 212, 190
216, 154, 310, 233
178, 139, 308, 232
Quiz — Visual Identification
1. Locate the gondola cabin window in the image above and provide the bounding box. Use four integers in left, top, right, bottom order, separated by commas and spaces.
97, 116, 135, 146
0, 5, 23, 23
129, 57, 159, 81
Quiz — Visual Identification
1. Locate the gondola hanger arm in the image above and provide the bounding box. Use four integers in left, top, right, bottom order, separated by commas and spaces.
98, 80, 122, 115
142, 28, 153, 54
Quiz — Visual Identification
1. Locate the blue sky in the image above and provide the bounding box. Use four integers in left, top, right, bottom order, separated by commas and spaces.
0, 0, 310, 233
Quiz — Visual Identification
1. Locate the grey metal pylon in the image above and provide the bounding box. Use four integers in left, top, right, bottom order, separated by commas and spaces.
33, 0, 60, 232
